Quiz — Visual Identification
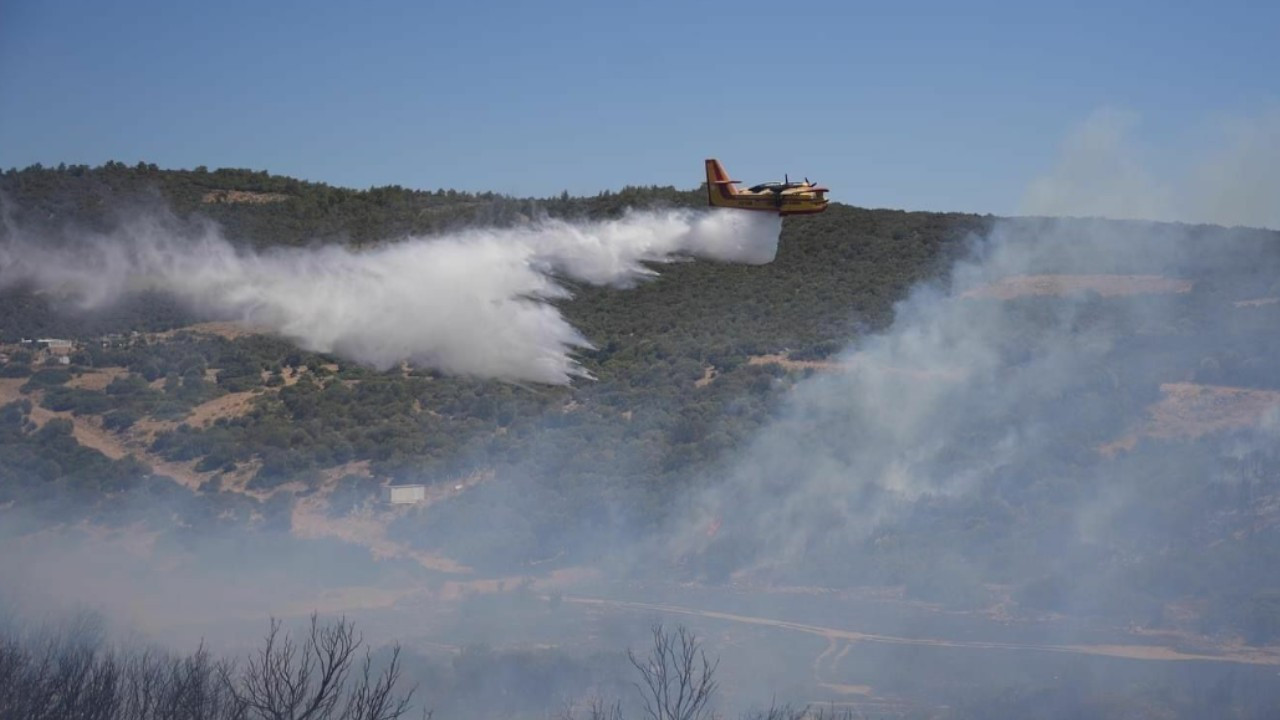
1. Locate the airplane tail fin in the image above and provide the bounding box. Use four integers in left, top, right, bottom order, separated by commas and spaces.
705, 159, 738, 188
705, 158, 739, 207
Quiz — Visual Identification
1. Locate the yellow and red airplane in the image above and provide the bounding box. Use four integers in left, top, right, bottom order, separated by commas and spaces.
704, 158, 829, 216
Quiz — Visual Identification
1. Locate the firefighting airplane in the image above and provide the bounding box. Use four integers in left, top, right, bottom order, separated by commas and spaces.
704, 158, 829, 216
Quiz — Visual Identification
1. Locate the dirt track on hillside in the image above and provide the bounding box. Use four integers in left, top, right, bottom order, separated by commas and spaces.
0, 376, 216, 489
289, 468, 494, 575
565, 596, 1280, 666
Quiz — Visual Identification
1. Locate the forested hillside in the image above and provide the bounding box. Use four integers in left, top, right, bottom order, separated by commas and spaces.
4, 162, 1280, 664
0, 163, 984, 507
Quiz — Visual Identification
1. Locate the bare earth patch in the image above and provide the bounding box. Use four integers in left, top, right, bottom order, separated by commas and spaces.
289, 469, 495, 575
1146, 383, 1280, 438
962, 274, 1194, 300
0, 377, 30, 407
694, 365, 718, 387
291, 499, 470, 574
154, 321, 268, 341
281, 366, 311, 386
319, 460, 375, 484
65, 367, 129, 391
1100, 382, 1280, 456
748, 352, 964, 383
748, 353, 845, 372
186, 390, 261, 427
3, 360, 319, 491
129, 416, 181, 444
211, 458, 265, 496
0, 378, 211, 488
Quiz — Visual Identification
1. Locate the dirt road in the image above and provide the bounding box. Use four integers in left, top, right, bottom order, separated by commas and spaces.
564, 596, 1280, 666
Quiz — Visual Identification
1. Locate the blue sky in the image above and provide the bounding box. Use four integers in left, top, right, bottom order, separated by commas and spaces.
1, 0, 1276, 216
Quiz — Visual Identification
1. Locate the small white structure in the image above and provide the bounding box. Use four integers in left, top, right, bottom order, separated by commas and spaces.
384, 484, 426, 505
39, 339, 74, 355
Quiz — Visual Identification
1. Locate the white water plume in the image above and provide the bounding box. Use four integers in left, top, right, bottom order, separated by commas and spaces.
0, 207, 781, 384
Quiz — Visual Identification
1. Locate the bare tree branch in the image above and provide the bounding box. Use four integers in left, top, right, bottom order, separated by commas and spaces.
627, 624, 717, 720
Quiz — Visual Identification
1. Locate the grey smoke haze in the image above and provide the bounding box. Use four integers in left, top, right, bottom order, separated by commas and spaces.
3, 111, 1280, 716
2, 212, 1278, 718
1023, 107, 1280, 230
0, 207, 781, 384
5, 209, 1277, 716
668, 212, 1280, 596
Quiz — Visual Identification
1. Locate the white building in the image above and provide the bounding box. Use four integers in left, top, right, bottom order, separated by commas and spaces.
38, 339, 74, 355
384, 484, 426, 505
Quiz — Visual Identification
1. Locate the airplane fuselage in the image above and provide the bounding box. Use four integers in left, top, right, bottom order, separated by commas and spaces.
704, 158, 829, 216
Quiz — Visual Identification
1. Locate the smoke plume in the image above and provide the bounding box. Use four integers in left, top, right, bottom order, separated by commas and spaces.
1023, 107, 1280, 229
672, 211, 1280, 602
0, 207, 781, 384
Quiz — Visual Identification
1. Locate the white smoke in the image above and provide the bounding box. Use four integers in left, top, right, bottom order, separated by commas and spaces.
1022, 108, 1173, 223
0, 208, 781, 384
672, 213, 1280, 580
1023, 106, 1280, 230
1190, 108, 1280, 230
